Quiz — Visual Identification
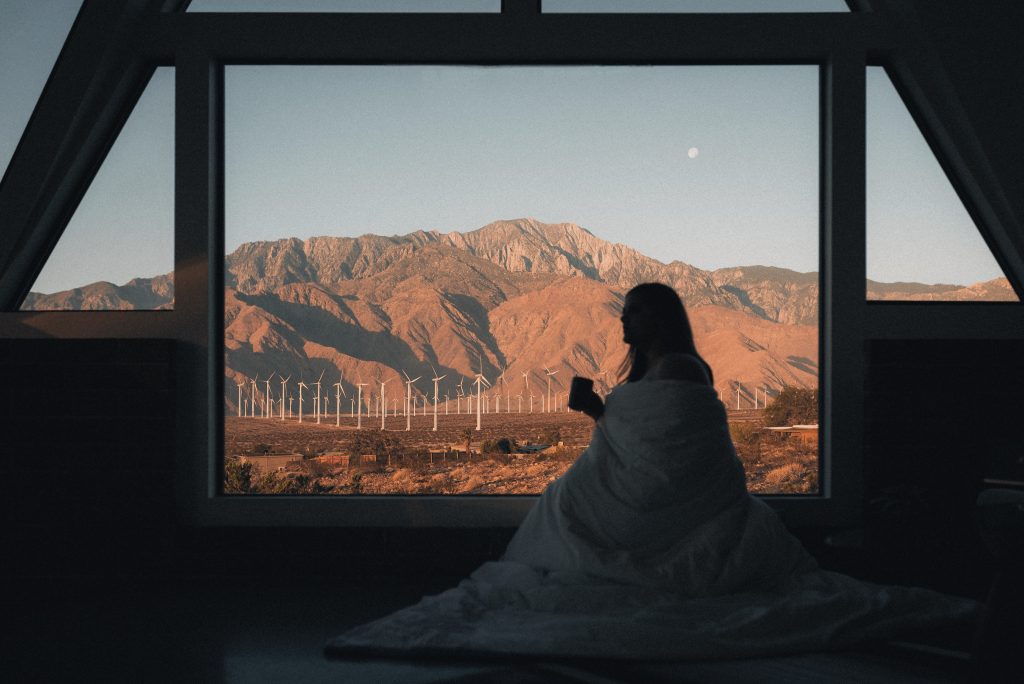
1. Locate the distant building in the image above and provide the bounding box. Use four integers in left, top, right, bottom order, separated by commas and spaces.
762, 424, 819, 446
239, 453, 302, 474
317, 452, 351, 467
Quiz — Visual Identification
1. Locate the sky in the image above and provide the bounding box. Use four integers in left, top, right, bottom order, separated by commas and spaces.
0, 0, 1008, 295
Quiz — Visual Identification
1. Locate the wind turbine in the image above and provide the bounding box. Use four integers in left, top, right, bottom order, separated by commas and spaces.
456, 377, 465, 415
279, 375, 290, 420
521, 371, 531, 412
380, 377, 392, 430
263, 372, 275, 420
736, 383, 741, 410
297, 379, 308, 423
430, 366, 446, 431
473, 372, 491, 431
313, 369, 325, 424
402, 371, 421, 431
333, 374, 347, 427
544, 367, 559, 414
497, 365, 508, 414
250, 374, 259, 418
354, 379, 367, 430
517, 393, 523, 413
235, 379, 245, 418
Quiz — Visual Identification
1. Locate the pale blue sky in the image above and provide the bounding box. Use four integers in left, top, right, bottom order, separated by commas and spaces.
224, 65, 820, 272
1, 0, 1008, 295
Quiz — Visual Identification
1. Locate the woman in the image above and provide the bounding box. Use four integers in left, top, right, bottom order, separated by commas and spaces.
574, 282, 715, 420
503, 282, 817, 596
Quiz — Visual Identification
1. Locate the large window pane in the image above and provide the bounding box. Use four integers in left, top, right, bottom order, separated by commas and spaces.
223, 65, 820, 496
20, 68, 175, 311
866, 67, 1017, 301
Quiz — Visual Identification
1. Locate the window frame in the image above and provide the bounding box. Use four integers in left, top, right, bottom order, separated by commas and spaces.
3, 3, 1022, 529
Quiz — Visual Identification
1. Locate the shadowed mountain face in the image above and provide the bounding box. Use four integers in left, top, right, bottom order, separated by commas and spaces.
22, 218, 1016, 411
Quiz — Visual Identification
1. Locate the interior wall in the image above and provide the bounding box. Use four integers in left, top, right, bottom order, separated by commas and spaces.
2, 337, 1019, 596
1, 4, 1022, 594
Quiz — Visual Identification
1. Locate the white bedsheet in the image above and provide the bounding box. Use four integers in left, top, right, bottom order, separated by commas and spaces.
328, 381, 976, 660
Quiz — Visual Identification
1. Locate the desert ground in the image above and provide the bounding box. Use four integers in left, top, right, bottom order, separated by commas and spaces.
224, 407, 817, 496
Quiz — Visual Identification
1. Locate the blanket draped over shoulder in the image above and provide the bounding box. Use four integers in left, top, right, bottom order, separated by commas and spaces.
327, 381, 976, 661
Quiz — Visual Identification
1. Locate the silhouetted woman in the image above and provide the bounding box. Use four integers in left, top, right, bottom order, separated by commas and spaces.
505, 281, 816, 596
575, 282, 714, 420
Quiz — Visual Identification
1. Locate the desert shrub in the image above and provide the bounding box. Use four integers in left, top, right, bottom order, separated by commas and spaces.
541, 427, 562, 446
488, 450, 513, 466
299, 459, 332, 477
481, 437, 516, 454
429, 472, 458, 494
729, 422, 762, 447
254, 472, 330, 495
350, 430, 403, 466
253, 443, 273, 455
224, 458, 253, 493
763, 386, 818, 427
459, 475, 485, 493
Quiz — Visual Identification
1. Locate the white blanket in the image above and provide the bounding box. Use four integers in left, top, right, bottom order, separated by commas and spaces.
327, 381, 976, 661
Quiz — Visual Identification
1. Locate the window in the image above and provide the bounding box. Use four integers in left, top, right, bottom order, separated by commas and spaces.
865, 67, 1017, 301
222, 65, 820, 497
20, 68, 175, 311
13, 4, 1016, 528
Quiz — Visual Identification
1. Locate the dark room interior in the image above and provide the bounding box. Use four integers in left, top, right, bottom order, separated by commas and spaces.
2, 1, 1023, 681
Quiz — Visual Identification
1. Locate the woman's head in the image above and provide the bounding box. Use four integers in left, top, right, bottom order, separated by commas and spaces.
618, 282, 712, 383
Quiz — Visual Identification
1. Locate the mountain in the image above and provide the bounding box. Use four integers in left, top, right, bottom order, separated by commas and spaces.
20, 218, 1016, 413
867, 276, 1016, 301
20, 274, 174, 311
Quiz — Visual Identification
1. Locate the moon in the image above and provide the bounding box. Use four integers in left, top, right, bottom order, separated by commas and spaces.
687, 147, 700, 159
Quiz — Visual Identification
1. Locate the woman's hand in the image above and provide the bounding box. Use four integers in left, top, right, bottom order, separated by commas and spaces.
577, 389, 604, 420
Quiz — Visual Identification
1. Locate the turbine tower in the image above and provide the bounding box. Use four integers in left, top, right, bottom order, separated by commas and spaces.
456, 377, 465, 415
544, 367, 559, 414
235, 379, 245, 418
402, 371, 421, 431
521, 371, 531, 412
355, 380, 367, 430
430, 366, 446, 432
333, 374, 347, 427
473, 372, 491, 431
279, 375, 290, 420
379, 377, 392, 430
263, 372, 275, 420
250, 374, 259, 418
313, 369, 325, 424
297, 379, 308, 423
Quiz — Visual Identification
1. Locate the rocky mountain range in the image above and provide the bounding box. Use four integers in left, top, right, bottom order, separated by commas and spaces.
23, 218, 1017, 413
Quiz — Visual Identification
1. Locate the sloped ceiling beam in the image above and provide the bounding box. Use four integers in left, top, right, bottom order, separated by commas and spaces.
0, 0, 184, 311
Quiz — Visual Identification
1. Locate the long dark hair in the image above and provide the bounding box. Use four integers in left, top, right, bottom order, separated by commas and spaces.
617, 282, 714, 385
